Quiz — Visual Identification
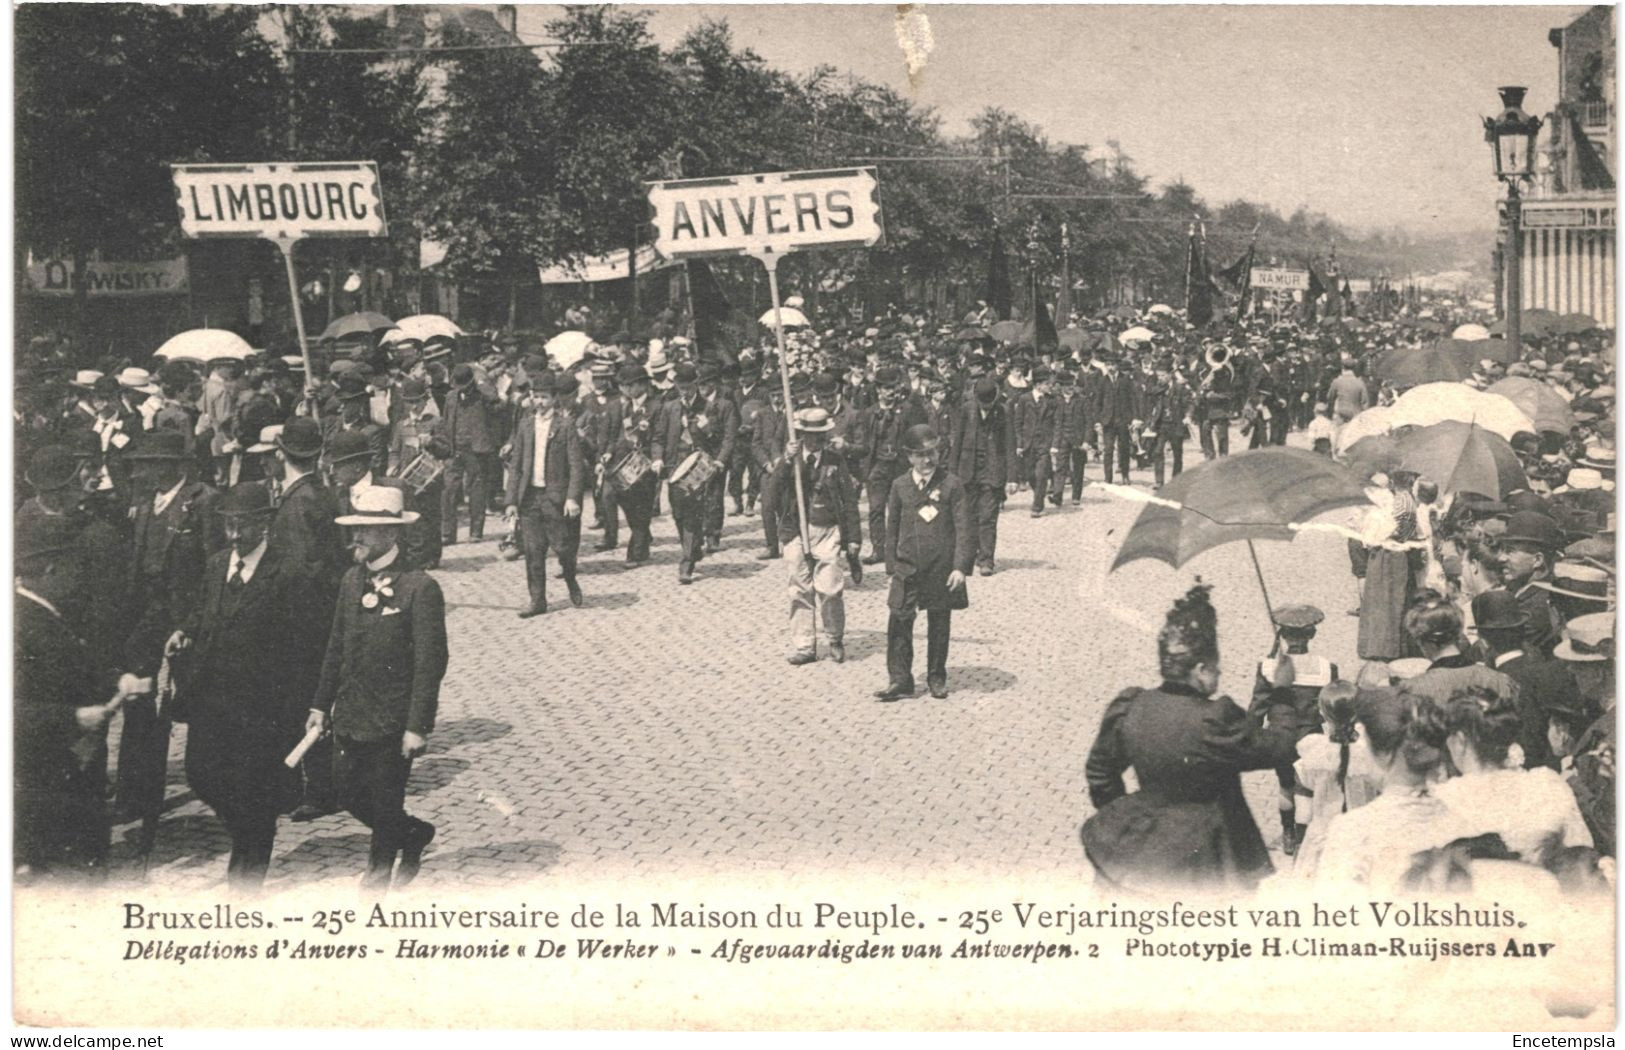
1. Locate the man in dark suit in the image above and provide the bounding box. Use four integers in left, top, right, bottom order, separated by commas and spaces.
504, 371, 585, 616
327, 430, 422, 568
16, 514, 115, 882
268, 418, 345, 583
1093, 353, 1143, 485
695, 362, 741, 553
652, 363, 735, 584
1014, 367, 1064, 518
175, 483, 325, 891
308, 485, 449, 892
1471, 589, 1575, 771
440, 363, 503, 545
321, 372, 390, 480
1143, 357, 1192, 489
947, 377, 1016, 576
861, 366, 929, 565
117, 430, 221, 828
878, 424, 973, 702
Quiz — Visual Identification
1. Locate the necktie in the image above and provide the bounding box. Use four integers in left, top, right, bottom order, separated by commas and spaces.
227, 556, 245, 593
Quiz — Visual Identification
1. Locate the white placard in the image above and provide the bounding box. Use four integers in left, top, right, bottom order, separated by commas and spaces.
647, 167, 883, 259
172, 161, 387, 240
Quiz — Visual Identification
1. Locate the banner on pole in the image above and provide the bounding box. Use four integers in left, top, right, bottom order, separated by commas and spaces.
646, 167, 883, 260
1249, 267, 1310, 291
24, 257, 188, 297
539, 245, 678, 284
171, 161, 387, 240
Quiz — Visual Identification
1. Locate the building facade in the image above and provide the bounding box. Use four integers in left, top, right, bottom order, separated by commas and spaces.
1515, 5, 1616, 328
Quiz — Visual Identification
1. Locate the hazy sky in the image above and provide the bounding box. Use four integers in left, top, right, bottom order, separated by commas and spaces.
516, 3, 1586, 235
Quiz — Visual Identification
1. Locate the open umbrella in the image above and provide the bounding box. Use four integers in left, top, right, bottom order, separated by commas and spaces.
1374, 346, 1471, 388
1118, 325, 1155, 344
954, 326, 989, 342
1556, 312, 1601, 335
320, 311, 396, 343
1146, 303, 1175, 316
1396, 421, 1525, 500
989, 319, 1024, 344
1488, 376, 1577, 434
1342, 434, 1405, 482
759, 306, 810, 329
1057, 328, 1089, 351
153, 329, 255, 362
1387, 382, 1535, 442
1333, 405, 1397, 456
1106, 305, 1138, 322
385, 314, 463, 343
1112, 448, 1371, 571
543, 329, 596, 370
1451, 323, 1490, 341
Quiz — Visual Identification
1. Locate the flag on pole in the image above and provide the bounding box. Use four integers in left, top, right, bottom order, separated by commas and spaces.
987, 225, 1012, 321
1057, 222, 1073, 325
687, 259, 735, 356
1185, 221, 1214, 328
1215, 239, 1256, 319
1301, 262, 1325, 323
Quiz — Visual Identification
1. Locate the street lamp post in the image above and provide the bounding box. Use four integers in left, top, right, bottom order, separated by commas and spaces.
1483, 86, 1543, 362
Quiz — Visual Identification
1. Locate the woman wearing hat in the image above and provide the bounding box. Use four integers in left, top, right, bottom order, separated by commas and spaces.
1083, 583, 1298, 892
1356, 471, 1423, 662
308, 485, 448, 891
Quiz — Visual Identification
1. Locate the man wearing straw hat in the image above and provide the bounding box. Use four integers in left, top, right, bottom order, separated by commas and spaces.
309, 485, 448, 892
774, 407, 862, 666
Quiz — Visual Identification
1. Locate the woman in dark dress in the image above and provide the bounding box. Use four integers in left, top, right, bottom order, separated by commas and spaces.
1082, 583, 1299, 893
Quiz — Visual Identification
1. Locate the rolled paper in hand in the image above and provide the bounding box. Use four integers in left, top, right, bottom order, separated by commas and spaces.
284, 724, 324, 768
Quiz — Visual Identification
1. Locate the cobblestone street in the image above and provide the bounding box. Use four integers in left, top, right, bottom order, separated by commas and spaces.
119, 431, 1364, 893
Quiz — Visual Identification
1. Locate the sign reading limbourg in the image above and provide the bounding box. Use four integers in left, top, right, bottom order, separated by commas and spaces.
647, 167, 883, 259
171, 161, 388, 240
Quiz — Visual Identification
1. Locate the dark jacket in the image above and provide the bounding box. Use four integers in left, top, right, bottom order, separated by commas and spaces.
653, 393, 736, 472
15, 590, 107, 868
1493, 651, 1576, 771
504, 407, 585, 509
181, 546, 326, 732
751, 403, 788, 472
124, 480, 221, 677
1093, 370, 1143, 430
769, 449, 862, 547
269, 471, 345, 585
1013, 390, 1064, 455
314, 563, 448, 743
947, 400, 1016, 489
884, 467, 973, 610
1058, 392, 1093, 450
1083, 682, 1296, 891
441, 382, 503, 456
863, 396, 930, 476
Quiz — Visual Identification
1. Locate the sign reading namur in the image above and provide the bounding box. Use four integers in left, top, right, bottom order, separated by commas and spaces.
171, 161, 387, 240
1250, 267, 1311, 292
647, 167, 883, 260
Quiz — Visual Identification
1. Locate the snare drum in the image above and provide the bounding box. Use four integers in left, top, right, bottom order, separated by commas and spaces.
395, 450, 445, 495
668, 450, 719, 498
610, 448, 653, 491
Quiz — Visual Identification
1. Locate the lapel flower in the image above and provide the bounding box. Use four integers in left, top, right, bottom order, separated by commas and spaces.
363, 574, 396, 610
929, 488, 941, 502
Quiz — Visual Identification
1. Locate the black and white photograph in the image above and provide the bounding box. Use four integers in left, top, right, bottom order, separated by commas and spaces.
9, 1, 1619, 1032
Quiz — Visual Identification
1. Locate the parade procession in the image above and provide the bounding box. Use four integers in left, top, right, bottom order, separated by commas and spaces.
11, 1, 1620, 942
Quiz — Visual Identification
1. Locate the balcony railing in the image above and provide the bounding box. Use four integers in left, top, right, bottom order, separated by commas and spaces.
1580, 99, 1612, 129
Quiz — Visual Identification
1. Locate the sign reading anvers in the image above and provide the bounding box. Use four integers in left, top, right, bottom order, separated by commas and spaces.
647, 167, 882, 259
171, 161, 387, 240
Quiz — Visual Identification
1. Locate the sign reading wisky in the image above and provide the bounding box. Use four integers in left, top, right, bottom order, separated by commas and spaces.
1250, 267, 1311, 291
25, 257, 188, 297
171, 161, 387, 240
647, 167, 882, 259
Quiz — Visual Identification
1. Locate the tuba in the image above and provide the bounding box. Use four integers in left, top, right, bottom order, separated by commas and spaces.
1204, 343, 1231, 372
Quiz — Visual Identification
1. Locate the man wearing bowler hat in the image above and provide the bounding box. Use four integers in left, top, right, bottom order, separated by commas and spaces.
309, 485, 448, 892
1501, 510, 1568, 657
389, 378, 447, 570
439, 363, 502, 546
504, 370, 585, 616
947, 375, 1017, 576
861, 365, 929, 565
322, 371, 390, 478
173, 483, 325, 891
116, 430, 222, 829
774, 407, 862, 665
1470, 589, 1575, 771
877, 424, 972, 701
